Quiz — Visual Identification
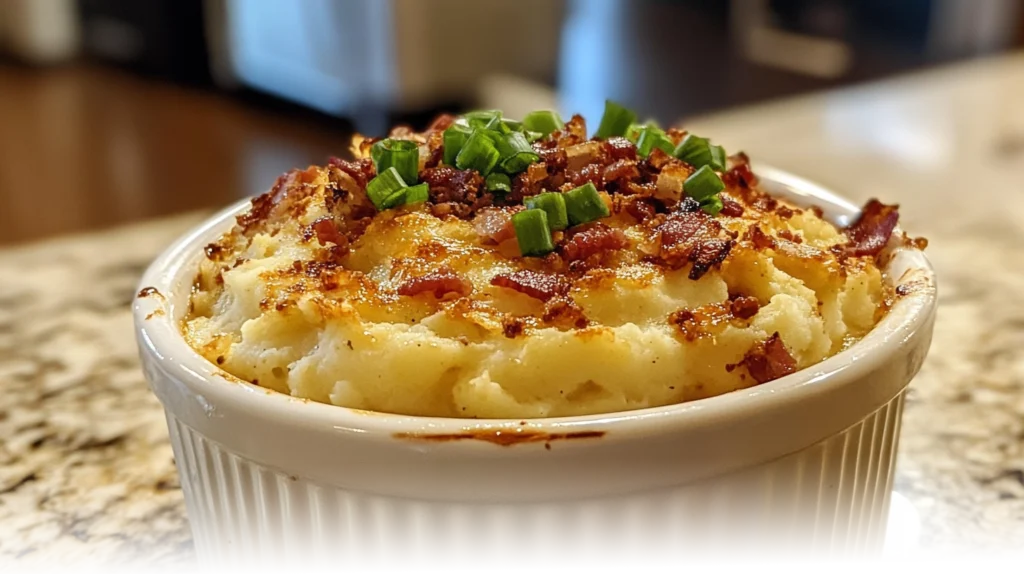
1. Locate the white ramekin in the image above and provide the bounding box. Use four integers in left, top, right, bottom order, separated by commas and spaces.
133, 168, 936, 569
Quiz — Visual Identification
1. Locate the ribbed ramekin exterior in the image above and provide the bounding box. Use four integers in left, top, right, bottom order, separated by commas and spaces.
165, 392, 904, 567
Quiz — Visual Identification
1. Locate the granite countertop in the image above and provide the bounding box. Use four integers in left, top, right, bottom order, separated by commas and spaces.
2, 54, 1024, 566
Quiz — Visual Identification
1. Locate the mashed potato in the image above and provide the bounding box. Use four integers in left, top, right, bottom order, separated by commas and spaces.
184, 111, 894, 418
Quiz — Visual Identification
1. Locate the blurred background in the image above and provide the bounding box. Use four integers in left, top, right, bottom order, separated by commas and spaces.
1, 0, 1022, 245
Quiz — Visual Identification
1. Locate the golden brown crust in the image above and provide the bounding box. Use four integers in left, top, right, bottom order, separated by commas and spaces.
188, 111, 921, 351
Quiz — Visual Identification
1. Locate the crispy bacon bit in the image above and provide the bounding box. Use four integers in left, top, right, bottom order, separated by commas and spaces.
689, 239, 734, 279
656, 212, 734, 280
567, 163, 604, 188
424, 130, 445, 169
502, 317, 527, 339
421, 166, 490, 219
205, 242, 227, 261
775, 205, 795, 219
844, 199, 900, 257
560, 223, 629, 263
472, 207, 518, 245
491, 270, 570, 301
603, 137, 637, 161
624, 196, 658, 222
556, 114, 588, 147
427, 114, 457, 132
397, 270, 472, 299
667, 304, 732, 341
778, 229, 802, 244
742, 333, 797, 384
534, 147, 567, 170
328, 157, 375, 189
747, 226, 775, 250
309, 216, 346, 247
730, 296, 760, 319
236, 171, 292, 232
722, 152, 758, 189
508, 162, 550, 203
625, 181, 657, 197
720, 195, 744, 217
646, 148, 676, 170
542, 297, 590, 329
665, 127, 687, 144
603, 159, 641, 188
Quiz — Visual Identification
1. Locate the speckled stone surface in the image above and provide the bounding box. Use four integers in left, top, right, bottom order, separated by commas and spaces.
3, 54, 1024, 566
0, 214, 206, 567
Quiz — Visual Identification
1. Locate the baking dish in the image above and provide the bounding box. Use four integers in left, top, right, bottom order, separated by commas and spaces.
133, 166, 936, 568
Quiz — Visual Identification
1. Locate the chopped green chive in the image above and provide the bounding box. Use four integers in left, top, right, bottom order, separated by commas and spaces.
684, 165, 725, 202
522, 110, 564, 137
564, 182, 610, 225
674, 135, 709, 166
371, 138, 419, 185
496, 131, 533, 158
625, 122, 644, 143
674, 134, 727, 171
455, 129, 501, 175
709, 144, 727, 171
525, 192, 568, 231
366, 167, 408, 210
493, 131, 539, 174
699, 195, 723, 216
402, 182, 429, 206
464, 110, 502, 129
443, 124, 473, 166
524, 130, 545, 143
500, 152, 540, 174
485, 114, 513, 134
486, 173, 512, 194
513, 209, 555, 256
594, 100, 637, 139
635, 127, 675, 158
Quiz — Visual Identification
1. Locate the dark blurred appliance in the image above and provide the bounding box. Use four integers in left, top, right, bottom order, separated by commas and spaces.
77, 0, 211, 85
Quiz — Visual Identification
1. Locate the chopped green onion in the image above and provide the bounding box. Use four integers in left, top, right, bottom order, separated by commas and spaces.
443, 124, 472, 166
455, 129, 501, 175
522, 110, 564, 136
594, 100, 637, 139
524, 130, 545, 143
709, 145, 727, 171
485, 114, 512, 134
525, 192, 568, 231
512, 209, 555, 257
684, 165, 725, 201
699, 195, 723, 216
403, 182, 429, 205
486, 173, 512, 194
625, 122, 644, 143
673, 134, 709, 166
492, 131, 539, 174
500, 151, 540, 174
366, 167, 408, 210
674, 134, 727, 171
502, 119, 523, 132
464, 110, 502, 129
635, 127, 675, 158
496, 131, 533, 158
564, 182, 610, 225
371, 138, 419, 185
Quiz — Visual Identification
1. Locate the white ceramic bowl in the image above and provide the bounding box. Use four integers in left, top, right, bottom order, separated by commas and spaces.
133, 168, 936, 569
